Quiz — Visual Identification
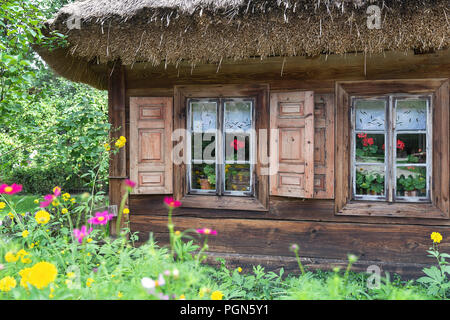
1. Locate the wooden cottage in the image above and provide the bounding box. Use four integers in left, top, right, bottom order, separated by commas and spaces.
37, 0, 450, 277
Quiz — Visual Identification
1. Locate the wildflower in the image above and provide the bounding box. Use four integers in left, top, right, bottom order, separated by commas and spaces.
23, 262, 58, 289
123, 208, 130, 215
49, 287, 55, 298
104, 143, 111, 151
115, 136, 126, 148
164, 197, 181, 208
29, 243, 35, 249
70, 198, 76, 204
175, 230, 181, 236
52, 186, 61, 197
125, 179, 136, 188
87, 238, 93, 243
8, 212, 14, 219
35, 210, 50, 224
431, 232, 443, 244
141, 274, 165, 295
348, 254, 358, 263
117, 291, 123, 298
61, 208, 68, 214
0, 276, 16, 292
0, 202, 5, 210
21, 230, 30, 238
52, 200, 59, 207
19, 267, 32, 288
0, 183, 22, 195
179, 294, 186, 300
290, 244, 299, 252
5, 251, 18, 263
67, 272, 75, 279
88, 211, 114, 225
211, 290, 224, 300
17, 249, 29, 258
40, 194, 55, 208
73, 225, 93, 244
196, 228, 217, 236
86, 278, 94, 287
62, 193, 71, 201
237, 267, 242, 273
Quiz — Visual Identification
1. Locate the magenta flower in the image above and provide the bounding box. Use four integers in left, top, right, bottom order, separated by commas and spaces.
73, 225, 93, 243
53, 186, 61, 197
39, 194, 55, 208
88, 211, 114, 225
125, 179, 136, 188
164, 197, 181, 208
0, 184, 23, 195
196, 228, 217, 236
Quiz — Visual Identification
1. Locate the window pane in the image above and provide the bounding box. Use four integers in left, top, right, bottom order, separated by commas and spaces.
355, 99, 386, 131
396, 166, 427, 198
396, 99, 427, 131
355, 165, 385, 196
224, 100, 252, 163
225, 164, 251, 192
396, 134, 426, 164
191, 163, 216, 191
355, 133, 385, 163
225, 133, 250, 162
191, 133, 215, 162
191, 101, 217, 132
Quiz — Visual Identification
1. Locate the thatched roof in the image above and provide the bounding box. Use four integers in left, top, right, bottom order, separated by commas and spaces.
36, 0, 450, 89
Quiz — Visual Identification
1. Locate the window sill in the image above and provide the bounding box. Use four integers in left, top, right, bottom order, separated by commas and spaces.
337, 201, 448, 219
180, 194, 268, 212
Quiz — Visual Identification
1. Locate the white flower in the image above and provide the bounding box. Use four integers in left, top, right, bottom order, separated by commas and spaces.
172, 269, 179, 278
141, 274, 165, 294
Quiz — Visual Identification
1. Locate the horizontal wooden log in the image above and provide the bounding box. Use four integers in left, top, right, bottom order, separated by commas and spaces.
129, 215, 450, 264
129, 195, 450, 226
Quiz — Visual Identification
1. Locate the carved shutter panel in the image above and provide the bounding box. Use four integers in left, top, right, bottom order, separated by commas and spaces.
130, 97, 173, 195
270, 91, 315, 198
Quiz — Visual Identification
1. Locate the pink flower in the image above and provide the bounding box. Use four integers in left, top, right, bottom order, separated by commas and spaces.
40, 194, 55, 208
230, 139, 245, 151
88, 211, 114, 225
53, 186, 61, 197
125, 179, 136, 188
73, 225, 93, 244
164, 197, 181, 208
0, 184, 22, 195
196, 228, 217, 236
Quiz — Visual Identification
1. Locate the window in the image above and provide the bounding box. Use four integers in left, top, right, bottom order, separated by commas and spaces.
187, 98, 255, 196
352, 95, 431, 202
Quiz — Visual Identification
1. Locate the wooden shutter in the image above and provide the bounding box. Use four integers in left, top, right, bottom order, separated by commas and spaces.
130, 97, 173, 195
270, 91, 315, 198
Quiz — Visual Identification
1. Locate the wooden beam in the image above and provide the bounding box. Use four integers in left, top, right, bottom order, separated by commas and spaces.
108, 62, 128, 235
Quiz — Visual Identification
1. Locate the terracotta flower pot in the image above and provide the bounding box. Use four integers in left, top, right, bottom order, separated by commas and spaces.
199, 178, 211, 190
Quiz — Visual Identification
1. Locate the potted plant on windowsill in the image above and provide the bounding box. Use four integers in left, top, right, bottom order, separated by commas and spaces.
398, 175, 417, 197
200, 164, 215, 190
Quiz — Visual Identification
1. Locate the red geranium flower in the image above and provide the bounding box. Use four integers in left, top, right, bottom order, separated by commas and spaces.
357, 133, 367, 139
230, 139, 245, 151
397, 139, 405, 150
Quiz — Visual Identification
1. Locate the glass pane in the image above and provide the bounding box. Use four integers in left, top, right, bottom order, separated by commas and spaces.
191, 163, 216, 190
355, 133, 385, 163
225, 164, 251, 192
396, 99, 427, 131
224, 100, 252, 163
225, 133, 250, 162
396, 134, 426, 164
355, 99, 386, 131
355, 165, 385, 196
191, 133, 215, 162
191, 101, 217, 132
396, 166, 427, 198
224, 100, 252, 132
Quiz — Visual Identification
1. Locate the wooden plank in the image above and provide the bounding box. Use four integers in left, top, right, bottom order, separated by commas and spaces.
181, 194, 267, 212
129, 214, 450, 264
340, 202, 447, 219
108, 62, 128, 235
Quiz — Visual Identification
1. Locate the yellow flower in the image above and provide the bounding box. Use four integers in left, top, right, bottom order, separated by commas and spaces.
211, 290, 224, 300
34, 199, 39, 204
104, 143, 111, 151
49, 287, 55, 298
61, 208, 68, 214
22, 230, 29, 238
0, 276, 16, 292
0, 202, 6, 210
8, 212, 14, 219
115, 136, 126, 148
26, 262, 58, 289
53, 186, 61, 195
86, 278, 94, 287
29, 243, 35, 249
87, 253, 91, 256
431, 232, 443, 244
5, 251, 18, 263
70, 198, 76, 204
35, 210, 50, 224
117, 291, 123, 298
175, 230, 181, 236
19, 268, 32, 288
237, 267, 242, 273
123, 208, 130, 215
87, 238, 93, 243
52, 200, 59, 207
17, 249, 29, 258
67, 272, 75, 279
62, 193, 71, 201
179, 294, 186, 300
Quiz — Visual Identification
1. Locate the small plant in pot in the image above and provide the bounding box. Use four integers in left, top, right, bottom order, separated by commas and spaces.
398, 175, 417, 197
200, 164, 215, 190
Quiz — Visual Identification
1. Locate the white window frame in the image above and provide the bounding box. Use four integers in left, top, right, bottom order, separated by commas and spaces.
351, 94, 432, 203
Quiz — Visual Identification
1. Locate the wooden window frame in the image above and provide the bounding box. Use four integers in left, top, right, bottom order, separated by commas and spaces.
350, 94, 433, 203
336, 79, 449, 219
174, 84, 270, 212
